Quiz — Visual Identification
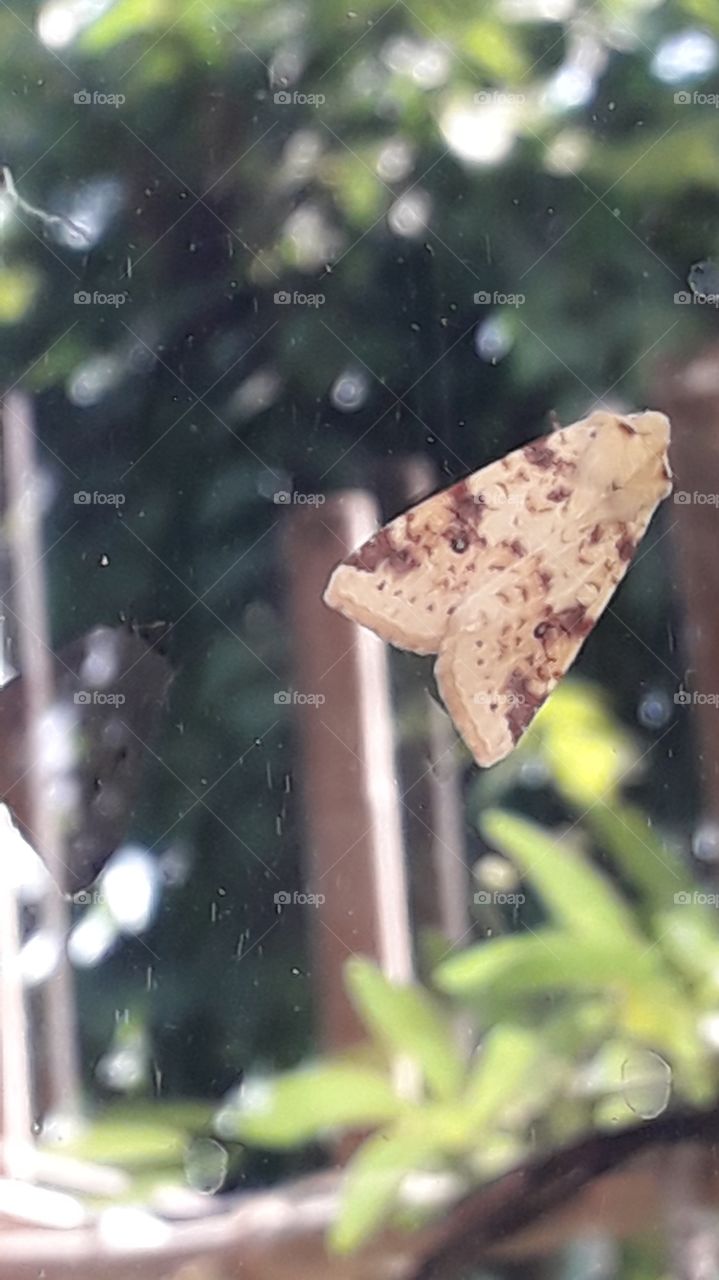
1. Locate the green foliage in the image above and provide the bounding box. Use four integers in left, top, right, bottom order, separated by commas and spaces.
223, 679, 719, 1250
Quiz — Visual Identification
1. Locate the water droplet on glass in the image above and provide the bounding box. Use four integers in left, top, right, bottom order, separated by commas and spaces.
474, 315, 514, 363
638, 688, 672, 730
330, 369, 369, 412
692, 820, 719, 864
98, 554, 110, 567
688, 260, 719, 304
381, 36, 449, 89
184, 1138, 228, 1195
376, 138, 415, 183
387, 189, 431, 238
621, 1049, 672, 1119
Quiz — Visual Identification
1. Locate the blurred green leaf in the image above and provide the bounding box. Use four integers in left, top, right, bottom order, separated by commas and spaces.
330, 1128, 438, 1252
218, 1063, 403, 1147
480, 810, 643, 945
345, 957, 465, 1099
586, 801, 689, 908
435, 930, 655, 1002
463, 1023, 544, 1127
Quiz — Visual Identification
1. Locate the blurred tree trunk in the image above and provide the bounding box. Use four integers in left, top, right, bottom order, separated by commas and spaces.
283, 494, 413, 1064
657, 347, 719, 826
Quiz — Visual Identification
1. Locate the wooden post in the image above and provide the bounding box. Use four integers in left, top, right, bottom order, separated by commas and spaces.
0, 401, 33, 1175
3, 392, 80, 1122
284, 493, 413, 1060
656, 345, 719, 823
374, 458, 469, 950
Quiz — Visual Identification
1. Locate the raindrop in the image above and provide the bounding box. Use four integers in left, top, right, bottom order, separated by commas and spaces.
689, 260, 719, 303
330, 369, 370, 413
692, 820, 719, 864
474, 854, 520, 892
98, 554, 110, 567
68, 356, 123, 408
184, 1138, 228, 1195
637, 688, 672, 730
381, 36, 449, 89
518, 757, 549, 788
621, 1049, 671, 1119
231, 367, 282, 421
474, 315, 514, 363
376, 137, 415, 183
387, 189, 431, 238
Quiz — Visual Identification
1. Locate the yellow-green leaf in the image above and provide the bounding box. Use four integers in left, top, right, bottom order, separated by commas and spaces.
345, 958, 465, 1099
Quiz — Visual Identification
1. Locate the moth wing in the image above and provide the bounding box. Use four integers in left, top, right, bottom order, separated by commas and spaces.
323, 409, 671, 657
323, 413, 608, 655
434, 422, 671, 767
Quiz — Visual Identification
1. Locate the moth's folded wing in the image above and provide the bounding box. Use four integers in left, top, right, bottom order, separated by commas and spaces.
322, 421, 600, 656
434, 474, 670, 768
433, 565, 595, 767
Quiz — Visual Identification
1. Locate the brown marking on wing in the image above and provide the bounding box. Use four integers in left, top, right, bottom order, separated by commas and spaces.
616, 525, 636, 561
508, 538, 526, 557
547, 486, 571, 503
346, 529, 419, 574
524, 441, 556, 470
534, 604, 590, 644
450, 478, 485, 520
442, 478, 489, 554
405, 512, 423, 544
589, 524, 602, 545
504, 671, 545, 742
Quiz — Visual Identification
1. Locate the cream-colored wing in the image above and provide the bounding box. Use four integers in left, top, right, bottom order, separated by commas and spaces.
323, 410, 671, 657
434, 412, 672, 765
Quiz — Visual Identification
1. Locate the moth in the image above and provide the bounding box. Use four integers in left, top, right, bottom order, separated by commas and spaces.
324, 410, 672, 767
0, 624, 172, 892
